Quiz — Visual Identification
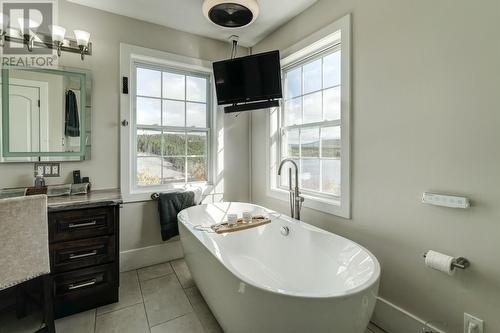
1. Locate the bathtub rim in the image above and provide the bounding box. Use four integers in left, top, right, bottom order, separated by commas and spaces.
178, 201, 381, 300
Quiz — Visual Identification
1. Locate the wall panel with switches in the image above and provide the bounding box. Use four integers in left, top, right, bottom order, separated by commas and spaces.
34, 163, 61, 177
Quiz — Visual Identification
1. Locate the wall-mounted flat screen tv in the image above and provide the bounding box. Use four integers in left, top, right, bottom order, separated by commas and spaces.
213, 50, 283, 106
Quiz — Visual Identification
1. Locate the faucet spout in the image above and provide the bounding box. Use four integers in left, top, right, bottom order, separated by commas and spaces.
278, 158, 298, 179
277, 158, 304, 220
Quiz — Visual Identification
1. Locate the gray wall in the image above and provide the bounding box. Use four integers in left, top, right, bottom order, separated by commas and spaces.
251, 0, 500, 332
0, 0, 250, 252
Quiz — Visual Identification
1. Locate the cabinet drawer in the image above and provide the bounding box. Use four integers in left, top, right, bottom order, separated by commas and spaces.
53, 263, 118, 318
50, 236, 115, 273
53, 263, 117, 297
49, 207, 116, 242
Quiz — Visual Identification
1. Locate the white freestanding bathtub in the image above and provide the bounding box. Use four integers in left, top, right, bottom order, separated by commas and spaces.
178, 202, 380, 333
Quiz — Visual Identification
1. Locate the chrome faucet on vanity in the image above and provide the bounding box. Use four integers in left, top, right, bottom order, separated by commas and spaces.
277, 159, 305, 220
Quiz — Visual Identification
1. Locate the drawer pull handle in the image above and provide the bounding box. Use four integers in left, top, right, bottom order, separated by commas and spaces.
69, 250, 98, 260
68, 220, 97, 228
68, 279, 97, 290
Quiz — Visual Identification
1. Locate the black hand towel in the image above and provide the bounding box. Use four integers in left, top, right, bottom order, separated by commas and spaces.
158, 191, 196, 241
65, 90, 80, 137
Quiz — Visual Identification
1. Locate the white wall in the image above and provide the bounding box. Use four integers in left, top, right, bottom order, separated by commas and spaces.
251, 0, 500, 332
0, 1, 250, 256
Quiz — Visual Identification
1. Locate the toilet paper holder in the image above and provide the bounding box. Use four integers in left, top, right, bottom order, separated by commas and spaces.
423, 252, 470, 270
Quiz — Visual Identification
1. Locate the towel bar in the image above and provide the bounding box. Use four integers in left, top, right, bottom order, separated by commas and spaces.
151, 190, 192, 201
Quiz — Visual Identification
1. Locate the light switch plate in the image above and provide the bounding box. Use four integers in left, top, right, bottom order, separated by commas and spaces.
34, 163, 60, 177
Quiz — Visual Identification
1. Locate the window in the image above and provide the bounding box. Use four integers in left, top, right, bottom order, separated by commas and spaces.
134, 65, 211, 187
120, 44, 215, 201
280, 47, 342, 197
268, 14, 350, 218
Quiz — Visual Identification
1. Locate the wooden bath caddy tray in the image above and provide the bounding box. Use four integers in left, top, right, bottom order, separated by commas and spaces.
211, 216, 271, 234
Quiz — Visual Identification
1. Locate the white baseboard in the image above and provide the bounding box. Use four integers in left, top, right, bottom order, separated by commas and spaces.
120, 239, 184, 272
372, 297, 445, 333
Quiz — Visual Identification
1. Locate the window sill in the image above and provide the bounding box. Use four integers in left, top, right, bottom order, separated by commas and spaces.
266, 187, 350, 219
123, 182, 212, 204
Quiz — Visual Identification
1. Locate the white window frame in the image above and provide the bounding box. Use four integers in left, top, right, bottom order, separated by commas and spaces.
266, 14, 351, 218
120, 44, 216, 202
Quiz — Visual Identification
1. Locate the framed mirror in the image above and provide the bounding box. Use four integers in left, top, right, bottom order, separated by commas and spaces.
0, 66, 91, 162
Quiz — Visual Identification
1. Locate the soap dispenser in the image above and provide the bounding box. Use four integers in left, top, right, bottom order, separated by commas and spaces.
34, 171, 46, 188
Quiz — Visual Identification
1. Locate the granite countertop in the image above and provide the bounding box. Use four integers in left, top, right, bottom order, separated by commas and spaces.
48, 189, 123, 211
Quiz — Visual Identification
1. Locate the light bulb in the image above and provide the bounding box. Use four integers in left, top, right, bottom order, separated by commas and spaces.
0, 12, 7, 29
50, 25, 66, 42
17, 17, 40, 35
73, 30, 90, 47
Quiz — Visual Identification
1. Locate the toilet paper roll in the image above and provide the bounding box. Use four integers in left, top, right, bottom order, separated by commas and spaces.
425, 250, 455, 275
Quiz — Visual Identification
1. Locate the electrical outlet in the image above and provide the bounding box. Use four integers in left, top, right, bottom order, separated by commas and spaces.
464, 313, 483, 333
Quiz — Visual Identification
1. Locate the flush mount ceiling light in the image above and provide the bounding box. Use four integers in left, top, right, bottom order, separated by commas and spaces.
202, 0, 259, 28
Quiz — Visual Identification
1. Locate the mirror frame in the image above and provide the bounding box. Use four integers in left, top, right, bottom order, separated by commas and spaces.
1, 65, 91, 160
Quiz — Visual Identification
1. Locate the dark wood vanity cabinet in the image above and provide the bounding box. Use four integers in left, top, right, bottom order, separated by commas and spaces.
48, 204, 120, 318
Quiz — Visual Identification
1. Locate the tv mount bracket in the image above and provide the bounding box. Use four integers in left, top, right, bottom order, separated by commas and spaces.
229, 35, 239, 59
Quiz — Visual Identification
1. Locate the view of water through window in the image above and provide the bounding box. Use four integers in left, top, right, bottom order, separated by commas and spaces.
281, 48, 342, 197
135, 66, 210, 186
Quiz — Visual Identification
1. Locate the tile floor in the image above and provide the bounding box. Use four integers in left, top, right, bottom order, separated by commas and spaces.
56, 258, 221, 333
2, 258, 384, 333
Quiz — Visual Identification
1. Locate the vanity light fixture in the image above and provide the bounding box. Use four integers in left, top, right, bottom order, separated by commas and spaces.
0, 13, 92, 61
49, 25, 66, 57
74, 30, 91, 60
